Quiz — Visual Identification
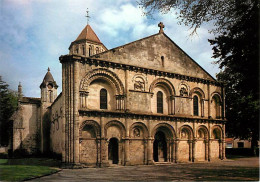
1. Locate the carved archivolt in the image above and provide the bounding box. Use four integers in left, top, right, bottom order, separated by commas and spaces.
79, 120, 101, 137
149, 78, 175, 95
129, 122, 149, 138
80, 68, 124, 95
104, 120, 126, 138
152, 123, 176, 139
189, 87, 205, 99
196, 125, 209, 139
211, 92, 222, 103
179, 125, 194, 139
211, 125, 223, 139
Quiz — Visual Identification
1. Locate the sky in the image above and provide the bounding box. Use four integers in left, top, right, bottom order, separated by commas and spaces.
0, 0, 219, 98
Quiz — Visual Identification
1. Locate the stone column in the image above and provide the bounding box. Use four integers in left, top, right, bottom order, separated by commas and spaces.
207, 83, 211, 118
73, 60, 80, 165
96, 138, 101, 167
144, 140, 147, 164
124, 117, 130, 165
174, 139, 179, 163
219, 140, 222, 159
124, 138, 130, 165
147, 138, 154, 165
222, 140, 225, 160
167, 140, 170, 162
189, 140, 192, 161
208, 139, 211, 161
205, 140, 209, 161
170, 96, 175, 115
192, 139, 196, 162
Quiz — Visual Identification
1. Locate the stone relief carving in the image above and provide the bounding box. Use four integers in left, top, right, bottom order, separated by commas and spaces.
180, 87, 188, 96
132, 74, 147, 92
133, 128, 140, 137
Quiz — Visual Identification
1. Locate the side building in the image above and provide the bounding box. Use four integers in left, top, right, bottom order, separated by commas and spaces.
11, 22, 226, 167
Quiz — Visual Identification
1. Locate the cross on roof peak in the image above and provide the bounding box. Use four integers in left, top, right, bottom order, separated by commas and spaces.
86, 8, 90, 25
158, 22, 165, 33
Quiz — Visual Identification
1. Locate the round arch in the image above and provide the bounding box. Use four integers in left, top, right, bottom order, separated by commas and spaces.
104, 120, 126, 138
189, 87, 205, 99
197, 125, 209, 139
80, 68, 124, 95
129, 122, 149, 138
151, 123, 176, 139
149, 78, 175, 95
211, 92, 222, 103
179, 125, 194, 140
79, 120, 101, 137
211, 125, 224, 139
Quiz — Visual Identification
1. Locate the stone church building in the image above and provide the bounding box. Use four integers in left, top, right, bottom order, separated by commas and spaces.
11, 22, 226, 167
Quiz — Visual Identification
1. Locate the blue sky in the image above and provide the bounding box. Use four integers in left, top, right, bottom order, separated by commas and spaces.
0, 0, 219, 97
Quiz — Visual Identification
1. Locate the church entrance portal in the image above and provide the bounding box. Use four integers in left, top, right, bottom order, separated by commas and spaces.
108, 138, 119, 164
153, 131, 167, 162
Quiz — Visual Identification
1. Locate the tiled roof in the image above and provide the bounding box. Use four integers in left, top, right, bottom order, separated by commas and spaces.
75, 24, 101, 43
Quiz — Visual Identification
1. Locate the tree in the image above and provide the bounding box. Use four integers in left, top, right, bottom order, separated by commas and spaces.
139, 0, 256, 34
0, 76, 18, 146
139, 0, 259, 150
209, 1, 259, 151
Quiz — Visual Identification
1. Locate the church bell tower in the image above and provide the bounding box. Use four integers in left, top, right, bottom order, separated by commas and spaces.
68, 11, 107, 57
40, 67, 58, 104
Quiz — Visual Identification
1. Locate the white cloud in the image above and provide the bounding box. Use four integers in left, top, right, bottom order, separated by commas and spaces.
0, 0, 220, 97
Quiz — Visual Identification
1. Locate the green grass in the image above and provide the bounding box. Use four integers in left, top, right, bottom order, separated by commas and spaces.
0, 158, 60, 181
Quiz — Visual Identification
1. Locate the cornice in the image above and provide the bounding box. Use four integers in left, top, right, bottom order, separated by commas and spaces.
78, 109, 226, 124
59, 55, 223, 87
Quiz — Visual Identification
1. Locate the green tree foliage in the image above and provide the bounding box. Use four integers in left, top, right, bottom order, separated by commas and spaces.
139, 0, 254, 34
209, 1, 259, 149
139, 0, 259, 149
0, 76, 18, 146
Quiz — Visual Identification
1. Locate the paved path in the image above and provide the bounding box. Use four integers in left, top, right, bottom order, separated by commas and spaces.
29, 157, 259, 181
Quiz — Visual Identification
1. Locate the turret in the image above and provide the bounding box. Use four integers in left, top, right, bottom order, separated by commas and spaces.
18, 82, 23, 100
40, 68, 58, 104
68, 24, 107, 57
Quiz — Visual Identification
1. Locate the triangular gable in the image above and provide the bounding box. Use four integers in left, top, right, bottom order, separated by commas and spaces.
96, 33, 216, 81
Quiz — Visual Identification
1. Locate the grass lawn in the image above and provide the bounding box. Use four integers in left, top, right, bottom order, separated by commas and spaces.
0, 158, 61, 181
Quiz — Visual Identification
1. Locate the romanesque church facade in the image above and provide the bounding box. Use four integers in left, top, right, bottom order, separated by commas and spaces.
11, 22, 226, 167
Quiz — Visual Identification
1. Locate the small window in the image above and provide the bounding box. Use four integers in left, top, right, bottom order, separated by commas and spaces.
157, 91, 163, 113
89, 45, 92, 56
193, 95, 199, 116
100, 88, 107, 109
96, 47, 99, 54
82, 45, 85, 55
49, 90, 53, 102
161, 56, 164, 67
237, 142, 244, 148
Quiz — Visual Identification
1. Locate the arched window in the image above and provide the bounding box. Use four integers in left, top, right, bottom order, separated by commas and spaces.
157, 91, 163, 113
193, 95, 199, 116
161, 56, 164, 67
96, 47, 99, 54
100, 88, 107, 109
82, 45, 85, 55
89, 45, 92, 56
49, 90, 53, 102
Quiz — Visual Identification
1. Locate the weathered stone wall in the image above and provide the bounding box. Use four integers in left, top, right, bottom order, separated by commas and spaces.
77, 115, 224, 166
50, 95, 63, 155
98, 33, 214, 80
12, 103, 40, 154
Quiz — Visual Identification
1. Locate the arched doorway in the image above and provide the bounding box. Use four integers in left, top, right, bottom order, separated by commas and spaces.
108, 138, 119, 164
153, 131, 167, 162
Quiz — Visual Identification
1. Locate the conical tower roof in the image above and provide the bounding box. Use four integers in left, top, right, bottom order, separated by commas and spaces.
75, 24, 101, 43
40, 68, 58, 88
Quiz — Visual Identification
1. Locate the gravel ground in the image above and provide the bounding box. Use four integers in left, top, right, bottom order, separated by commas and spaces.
28, 157, 259, 181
